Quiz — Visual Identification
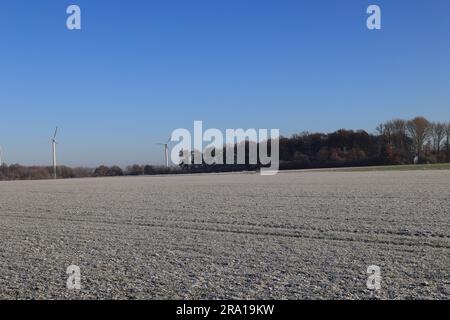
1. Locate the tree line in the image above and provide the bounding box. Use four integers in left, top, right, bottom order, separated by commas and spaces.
0, 164, 176, 180
1, 116, 449, 181
177, 116, 450, 170
278, 116, 450, 170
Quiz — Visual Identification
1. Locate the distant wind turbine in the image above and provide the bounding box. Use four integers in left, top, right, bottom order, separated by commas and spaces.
0, 145, 3, 166
156, 137, 171, 168
51, 127, 58, 179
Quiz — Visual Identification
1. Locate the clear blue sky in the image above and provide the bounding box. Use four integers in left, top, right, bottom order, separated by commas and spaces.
1, 0, 449, 166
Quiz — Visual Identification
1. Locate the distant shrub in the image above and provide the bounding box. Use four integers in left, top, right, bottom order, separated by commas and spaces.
126, 164, 143, 176
110, 166, 124, 176
94, 165, 111, 177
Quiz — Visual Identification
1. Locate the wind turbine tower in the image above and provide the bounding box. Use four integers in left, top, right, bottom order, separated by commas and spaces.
157, 138, 170, 168
51, 127, 58, 179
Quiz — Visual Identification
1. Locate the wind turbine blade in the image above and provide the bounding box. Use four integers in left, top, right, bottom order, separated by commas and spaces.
53, 126, 58, 139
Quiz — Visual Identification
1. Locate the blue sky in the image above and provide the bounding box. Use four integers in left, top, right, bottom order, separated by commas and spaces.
1, 0, 449, 166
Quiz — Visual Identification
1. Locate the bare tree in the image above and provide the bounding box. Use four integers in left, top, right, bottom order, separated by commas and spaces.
445, 122, 450, 154
376, 123, 385, 136
380, 121, 393, 144
430, 122, 446, 153
406, 117, 431, 162
378, 119, 405, 142
392, 119, 409, 147
391, 119, 407, 135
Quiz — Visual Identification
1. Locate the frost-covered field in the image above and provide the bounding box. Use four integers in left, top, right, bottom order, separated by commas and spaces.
0, 170, 449, 299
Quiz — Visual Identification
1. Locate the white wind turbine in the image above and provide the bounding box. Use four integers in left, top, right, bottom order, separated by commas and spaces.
51, 127, 58, 179
156, 137, 171, 168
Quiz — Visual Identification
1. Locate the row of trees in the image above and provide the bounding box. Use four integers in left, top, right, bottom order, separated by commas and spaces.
277, 117, 450, 169
92, 164, 182, 176
174, 116, 450, 169
0, 164, 178, 181
376, 117, 450, 164
0, 165, 92, 180
1, 116, 449, 181
177, 116, 450, 170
